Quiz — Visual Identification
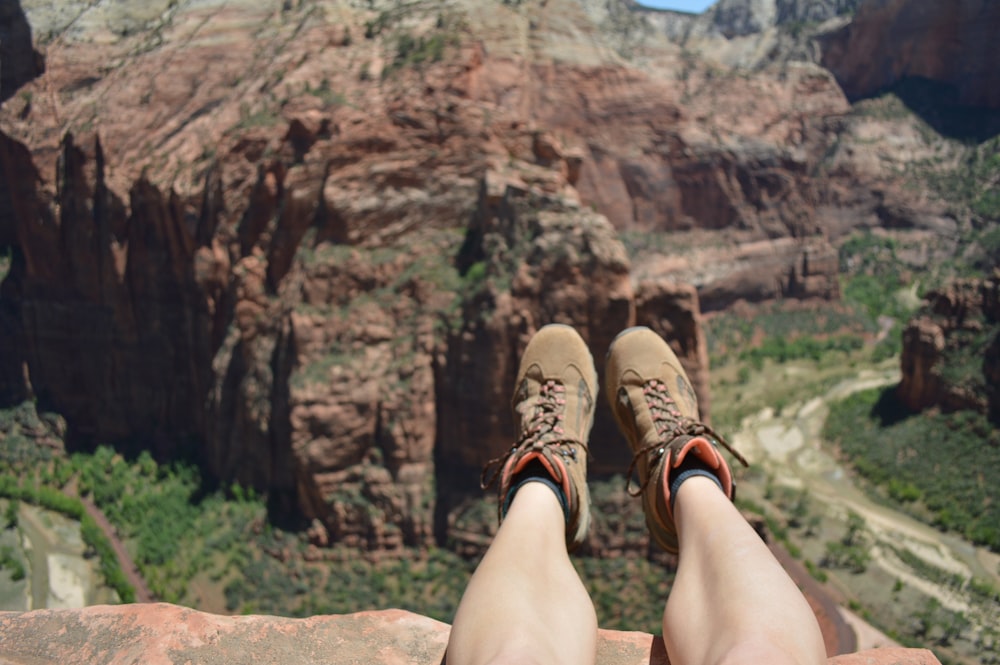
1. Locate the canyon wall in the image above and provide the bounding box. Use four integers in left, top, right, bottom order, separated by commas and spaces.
822, 0, 1000, 109
0, 0, 990, 552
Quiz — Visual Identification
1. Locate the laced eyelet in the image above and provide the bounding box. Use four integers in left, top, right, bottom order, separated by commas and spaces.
624, 381, 747, 497
481, 379, 589, 490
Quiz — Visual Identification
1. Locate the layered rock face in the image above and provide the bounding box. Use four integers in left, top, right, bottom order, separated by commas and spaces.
635, 0, 860, 69
0, 0, 985, 552
822, 0, 1000, 108
439, 179, 633, 477
1, 132, 223, 453
692, 0, 859, 40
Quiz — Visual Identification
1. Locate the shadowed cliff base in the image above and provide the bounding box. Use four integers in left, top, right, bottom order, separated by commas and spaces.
871, 77, 1000, 143
871, 384, 914, 428
0, 0, 45, 104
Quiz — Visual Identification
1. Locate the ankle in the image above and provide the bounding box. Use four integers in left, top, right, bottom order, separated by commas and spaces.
503, 481, 570, 533
672, 474, 729, 516
504, 472, 570, 524
669, 466, 724, 515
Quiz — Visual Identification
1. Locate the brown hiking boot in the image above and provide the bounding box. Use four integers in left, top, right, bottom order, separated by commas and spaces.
481, 324, 597, 551
605, 327, 748, 554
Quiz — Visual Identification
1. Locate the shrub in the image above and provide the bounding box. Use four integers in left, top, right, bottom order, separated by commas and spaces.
0, 545, 25, 581
4, 499, 18, 529
823, 540, 870, 573
804, 558, 828, 582
80, 515, 136, 603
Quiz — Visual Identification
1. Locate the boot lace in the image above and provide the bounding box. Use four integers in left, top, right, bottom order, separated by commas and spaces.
481, 380, 588, 489
625, 379, 747, 496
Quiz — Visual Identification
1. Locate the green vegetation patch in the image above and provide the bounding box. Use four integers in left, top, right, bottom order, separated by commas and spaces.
575, 556, 673, 634
393, 32, 451, 68
364, 6, 463, 77
228, 546, 476, 621
73, 446, 263, 604
43, 446, 466, 620
706, 299, 889, 433
739, 334, 863, 369
838, 232, 913, 320
0, 401, 58, 467
0, 543, 26, 582
837, 230, 927, 362
823, 387, 1000, 550
706, 300, 875, 368
922, 134, 1000, 222
236, 102, 282, 129
304, 79, 346, 108
937, 326, 995, 392
821, 511, 871, 574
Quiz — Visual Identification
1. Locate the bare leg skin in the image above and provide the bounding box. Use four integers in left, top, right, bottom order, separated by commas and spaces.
446, 483, 598, 665
663, 477, 826, 665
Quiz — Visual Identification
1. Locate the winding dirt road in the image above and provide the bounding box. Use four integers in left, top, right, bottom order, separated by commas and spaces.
732, 367, 1000, 653
77, 494, 153, 603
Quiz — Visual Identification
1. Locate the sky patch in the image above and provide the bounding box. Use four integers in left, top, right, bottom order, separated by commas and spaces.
635, 0, 716, 13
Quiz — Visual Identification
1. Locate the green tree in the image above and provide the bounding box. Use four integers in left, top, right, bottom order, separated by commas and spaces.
788, 489, 810, 529
4, 499, 18, 529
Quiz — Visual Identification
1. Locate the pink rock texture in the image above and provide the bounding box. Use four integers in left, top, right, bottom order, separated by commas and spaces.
0, 604, 942, 665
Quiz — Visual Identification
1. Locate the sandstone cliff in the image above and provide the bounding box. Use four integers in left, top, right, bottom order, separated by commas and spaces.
898, 268, 1000, 421
822, 0, 1000, 110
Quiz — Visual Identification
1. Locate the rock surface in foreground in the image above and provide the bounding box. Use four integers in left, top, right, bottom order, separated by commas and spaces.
0, 603, 942, 665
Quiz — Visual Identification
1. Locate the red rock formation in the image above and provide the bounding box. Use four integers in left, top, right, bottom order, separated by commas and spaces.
822, 0, 1000, 109
0, 603, 943, 665
439, 179, 634, 479
1, 131, 222, 452
898, 271, 1000, 418
633, 236, 841, 313
898, 317, 946, 412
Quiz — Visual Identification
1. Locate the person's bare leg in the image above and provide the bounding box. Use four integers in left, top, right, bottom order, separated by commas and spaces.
663, 476, 826, 665
604, 327, 824, 665
446, 482, 598, 665
448, 324, 598, 664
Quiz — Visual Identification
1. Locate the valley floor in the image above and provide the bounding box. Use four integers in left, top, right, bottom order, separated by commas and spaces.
725, 363, 1000, 665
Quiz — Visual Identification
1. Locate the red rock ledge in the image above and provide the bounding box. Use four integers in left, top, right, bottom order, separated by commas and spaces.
0, 604, 940, 665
